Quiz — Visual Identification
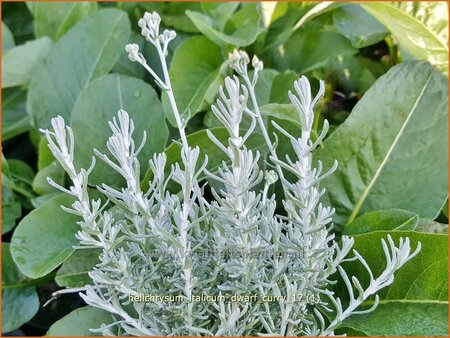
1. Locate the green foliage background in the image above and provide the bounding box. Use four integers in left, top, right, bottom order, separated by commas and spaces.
1, 1, 448, 336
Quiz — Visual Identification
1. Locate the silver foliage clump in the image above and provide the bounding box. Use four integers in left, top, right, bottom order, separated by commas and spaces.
41, 11, 421, 336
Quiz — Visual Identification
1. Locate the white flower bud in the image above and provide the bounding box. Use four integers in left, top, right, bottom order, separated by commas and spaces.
139, 12, 161, 39
143, 12, 152, 24
125, 43, 140, 62
252, 55, 263, 71
265, 170, 278, 185
160, 29, 177, 44
228, 49, 250, 75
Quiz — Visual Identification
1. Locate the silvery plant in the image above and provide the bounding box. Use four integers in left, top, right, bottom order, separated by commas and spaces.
41, 11, 421, 336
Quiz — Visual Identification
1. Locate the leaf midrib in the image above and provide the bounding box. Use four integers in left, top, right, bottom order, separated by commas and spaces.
55, 3, 78, 40
347, 72, 433, 224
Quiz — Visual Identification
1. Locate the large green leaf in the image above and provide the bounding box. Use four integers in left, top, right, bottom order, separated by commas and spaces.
273, 31, 357, 73
2, 288, 39, 333
11, 195, 79, 279
336, 231, 448, 335
339, 302, 448, 336
27, 9, 131, 129
55, 249, 100, 288
71, 74, 168, 186
111, 32, 145, 78
343, 209, 418, 235
2, 37, 52, 88
200, 2, 240, 30
47, 306, 115, 336
161, 36, 224, 126
186, 3, 262, 47
340, 231, 448, 302
1, 158, 21, 234
332, 4, 388, 48
392, 2, 448, 47
2, 21, 14, 54
32, 1, 98, 40
259, 104, 300, 127
316, 62, 448, 225
1, 88, 31, 141
263, 2, 343, 54
2, 244, 39, 333
33, 161, 66, 195
269, 71, 298, 103
2, 178, 22, 235
252, 69, 279, 106
8, 159, 35, 185
361, 3, 448, 71
160, 2, 201, 33
2, 243, 29, 287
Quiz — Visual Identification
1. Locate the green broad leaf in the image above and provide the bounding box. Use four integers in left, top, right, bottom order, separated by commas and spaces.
28, 9, 131, 129
269, 71, 298, 103
2, 244, 39, 334
336, 231, 448, 335
2, 243, 28, 286
37, 137, 55, 170
2, 21, 15, 54
316, 62, 448, 225
259, 104, 300, 127
32, 1, 98, 40
274, 31, 357, 73
6, 159, 36, 204
2, 172, 22, 235
8, 159, 35, 185
2, 152, 11, 177
361, 3, 448, 71
162, 36, 224, 126
1, 88, 31, 141
46, 306, 115, 336
253, 69, 279, 106
1, 184, 22, 235
70, 73, 168, 186
339, 302, 448, 336
338, 231, 448, 303
31, 193, 63, 209
33, 161, 66, 196
11, 195, 79, 279
392, 2, 448, 47
186, 3, 262, 47
343, 209, 419, 235
55, 249, 100, 287
1, 37, 52, 88
2, 287, 39, 333
263, 2, 342, 54
332, 4, 389, 48
200, 2, 240, 30
111, 32, 145, 78
160, 2, 201, 33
